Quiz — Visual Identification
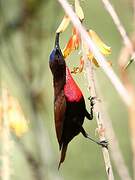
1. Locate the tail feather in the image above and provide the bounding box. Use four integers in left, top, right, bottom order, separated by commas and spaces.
58, 144, 68, 170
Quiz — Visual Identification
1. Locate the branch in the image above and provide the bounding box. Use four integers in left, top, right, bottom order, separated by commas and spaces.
82, 45, 131, 180
101, 0, 135, 60
84, 58, 114, 180
101, 0, 134, 52
57, 0, 132, 106
81, 37, 114, 178
96, 80, 132, 180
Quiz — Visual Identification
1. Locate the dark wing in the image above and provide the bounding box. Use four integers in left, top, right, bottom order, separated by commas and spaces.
54, 90, 66, 148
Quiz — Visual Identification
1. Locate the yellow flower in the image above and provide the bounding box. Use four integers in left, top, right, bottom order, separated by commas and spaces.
63, 27, 80, 58
87, 29, 111, 67
8, 96, 29, 137
9, 116, 28, 137
89, 30, 111, 55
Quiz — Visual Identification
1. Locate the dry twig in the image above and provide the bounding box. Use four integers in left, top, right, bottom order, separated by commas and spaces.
80, 35, 114, 179
84, 57, 114, 180
96, 81, 132, 180
101, 0, 134, 53
101, 0, 135, 61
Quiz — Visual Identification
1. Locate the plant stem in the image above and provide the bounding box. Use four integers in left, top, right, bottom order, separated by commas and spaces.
84, 53, 114, 180
96, 79, 132, 180
101, 0, 135, 60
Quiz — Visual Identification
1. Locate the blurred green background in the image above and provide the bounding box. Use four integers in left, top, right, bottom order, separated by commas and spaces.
0, 0, 134, 180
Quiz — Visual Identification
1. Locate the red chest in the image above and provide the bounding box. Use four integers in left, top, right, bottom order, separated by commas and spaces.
64, 67, 83, 102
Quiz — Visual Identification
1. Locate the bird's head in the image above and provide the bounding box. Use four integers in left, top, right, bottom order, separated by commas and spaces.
49, 33, 64, 63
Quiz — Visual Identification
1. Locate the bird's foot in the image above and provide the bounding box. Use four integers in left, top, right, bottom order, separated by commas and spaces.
88, 96, 101, 107
98, 140, 108, 149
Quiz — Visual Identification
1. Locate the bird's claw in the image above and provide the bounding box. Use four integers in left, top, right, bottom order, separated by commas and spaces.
99, 140, 108, 149
88, 96, 97, 107
88, 96, 101, 107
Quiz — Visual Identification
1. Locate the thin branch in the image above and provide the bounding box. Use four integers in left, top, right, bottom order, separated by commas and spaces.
101, 0, 135, 60
57, 0, 132, 107
96, 80, 132, 180
85, 60, 114, 180
81, 28, 114, 179
83, 45, 131, 180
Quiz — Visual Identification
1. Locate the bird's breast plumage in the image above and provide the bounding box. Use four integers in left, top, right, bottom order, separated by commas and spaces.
64, 67, 83, 102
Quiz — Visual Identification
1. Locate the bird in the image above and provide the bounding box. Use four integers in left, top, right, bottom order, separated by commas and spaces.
49, 33, 108, 169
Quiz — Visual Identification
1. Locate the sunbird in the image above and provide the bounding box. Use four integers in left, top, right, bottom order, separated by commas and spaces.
49, 33, 107, 169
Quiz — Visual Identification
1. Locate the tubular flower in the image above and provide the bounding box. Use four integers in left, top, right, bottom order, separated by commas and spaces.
71, 56, 84, 74
63, 27, 80, 58
62, 28, 111, 68
56, 15, 70, 33
87, 30, 111, 67
89, 30, 111, 55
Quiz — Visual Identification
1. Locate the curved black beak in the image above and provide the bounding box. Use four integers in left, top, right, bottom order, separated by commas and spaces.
55, 33, 60, 49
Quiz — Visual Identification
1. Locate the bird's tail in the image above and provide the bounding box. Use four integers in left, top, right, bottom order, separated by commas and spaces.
58, 144, 68, 170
